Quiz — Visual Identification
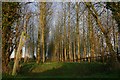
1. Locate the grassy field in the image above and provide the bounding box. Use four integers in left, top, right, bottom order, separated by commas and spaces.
2, 62, 120, 79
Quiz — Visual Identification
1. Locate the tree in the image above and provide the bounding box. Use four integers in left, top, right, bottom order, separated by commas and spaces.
36, 14, 41, 63
106, 2, 120, 58
83, 14, 87, 61
40, 2, 46, 63
88, 9, 95, 62
63, 3, 67, 61
68, 2, 72, 62
12, 13, 31, 76
2, 2, 20, 73
76, 2, 81, 62
85, 2, 119, 69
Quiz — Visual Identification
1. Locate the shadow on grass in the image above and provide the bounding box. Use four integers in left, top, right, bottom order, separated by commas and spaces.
18, 62, 117, 78
3, 62, 120, 79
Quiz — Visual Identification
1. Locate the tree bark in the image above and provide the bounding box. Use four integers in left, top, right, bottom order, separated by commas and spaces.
68, 2, 72, 62
76, 2, 80, 62
40, 2, 46, 63
63, 3, 67, 61
12, 14, 31, 75
118, 32, 120, 54
88, 9, 95, 62
12, 32, 25, 75
2, 26, 12, 73
36, 26, 41, 64
83, 15, 86, 61
73, 41, 76, 62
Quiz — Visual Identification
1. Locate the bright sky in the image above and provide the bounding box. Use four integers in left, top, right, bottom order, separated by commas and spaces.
10, 47, 26, 58
10, 47, 37, 58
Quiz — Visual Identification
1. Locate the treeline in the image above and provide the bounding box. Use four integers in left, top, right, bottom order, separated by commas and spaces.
2, 2, 120, 75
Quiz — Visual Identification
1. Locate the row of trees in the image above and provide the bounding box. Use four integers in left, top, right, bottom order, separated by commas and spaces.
2, 2, 120, 75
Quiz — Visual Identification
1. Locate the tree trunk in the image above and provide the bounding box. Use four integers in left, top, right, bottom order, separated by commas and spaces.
42, 28, 45, 63
68, 2, 72, 62
2, 26, 12, 73
62, 44, 63, 62
40, 2, 46, 63
101, 35, 105, 63
12, 32, 25, 75
63, 3, 67, 61
88, 9, 95, 62
73, 41, 76, 62
118, 32, 120, 54
83, 15, 86, 61
59, 42, 61, 62
36, 27, 41, 64
76, 2, 80, 62
12, 14, 31, 75
24, 45, 28, 63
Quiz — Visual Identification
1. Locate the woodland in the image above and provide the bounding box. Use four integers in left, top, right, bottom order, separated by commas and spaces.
1, 1, 120, 79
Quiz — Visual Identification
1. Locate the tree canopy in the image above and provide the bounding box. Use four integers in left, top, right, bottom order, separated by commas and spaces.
107, 2, 120, 32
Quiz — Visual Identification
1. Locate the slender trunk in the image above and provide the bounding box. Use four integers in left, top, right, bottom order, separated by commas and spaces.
64, 46, 67, 61
14, 24, 19, 62
83, 15, 86, 61
96, 35, 100, 61
117, 32, 120, 54
14, 47, 17, 62
60, 42, 63, 62
87, 14, 91, 62
32, 31, 35, 60
40, 2, 46, 63
12, 14, 31, 75
88, 9, 95, 62
94, 36, 97, 61
101, 35, 104, 63
73, 41, 76, 62
118, 32, 120, 54
63, 3, 67, 61
61, 41, 64, 62
76, 2, 80, 62
53, 37, 57, 61
42, 28, 45, 63
59, 42, 61, 62
36, 28, 41, 64
68, 2, 72, 62
12, 32, 25, 75
91, 30, 95, 62
112, 15, 116, 50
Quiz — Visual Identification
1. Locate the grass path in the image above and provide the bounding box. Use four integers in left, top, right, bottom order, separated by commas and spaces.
3, 62, 120, 79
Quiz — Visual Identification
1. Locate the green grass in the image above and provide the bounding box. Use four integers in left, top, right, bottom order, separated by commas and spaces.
0, 72, 2, 79
2, 62, 120, 79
